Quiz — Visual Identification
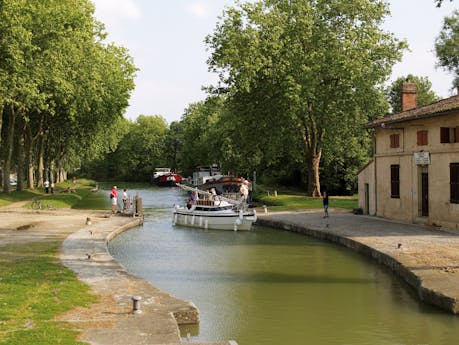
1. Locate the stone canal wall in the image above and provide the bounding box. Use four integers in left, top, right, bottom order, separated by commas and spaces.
61, 213, 236, 345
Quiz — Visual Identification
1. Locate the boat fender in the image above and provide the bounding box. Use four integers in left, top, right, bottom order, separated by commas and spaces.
253, 209, 257, 222
235, 218, 242, 225
173, 213, 178, 225
239, 209, 243, 220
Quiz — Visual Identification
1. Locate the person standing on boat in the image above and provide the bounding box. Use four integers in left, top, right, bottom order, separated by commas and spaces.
240, 180, 249, 204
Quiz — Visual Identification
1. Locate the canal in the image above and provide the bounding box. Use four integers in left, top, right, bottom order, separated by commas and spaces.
108, 187, 459, 345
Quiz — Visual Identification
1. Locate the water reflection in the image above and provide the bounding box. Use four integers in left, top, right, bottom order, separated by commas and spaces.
109, 187, 459, 345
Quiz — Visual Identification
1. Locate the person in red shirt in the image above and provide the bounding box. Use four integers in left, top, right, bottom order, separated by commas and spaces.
110, 186, 118, 214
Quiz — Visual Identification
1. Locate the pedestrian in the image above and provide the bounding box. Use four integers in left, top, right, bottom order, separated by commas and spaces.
43, 179, 50, 194
110, 186, 118, 214
73, 176, 77, 185
50, 181, 55, 194
240, 179, 249, 204
122, 189, 129, 212
322, 189, 329, 218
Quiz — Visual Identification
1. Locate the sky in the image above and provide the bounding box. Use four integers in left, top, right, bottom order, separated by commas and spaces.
91, 0, 458, 123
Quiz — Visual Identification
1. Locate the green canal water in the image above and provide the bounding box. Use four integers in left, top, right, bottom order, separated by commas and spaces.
108, 188, 459, 345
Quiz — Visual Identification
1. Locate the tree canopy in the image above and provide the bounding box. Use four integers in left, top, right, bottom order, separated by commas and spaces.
436, 10, 459, 87
387, 75, 440, 113
0, 0, 136, 191
205, 0, 406, 196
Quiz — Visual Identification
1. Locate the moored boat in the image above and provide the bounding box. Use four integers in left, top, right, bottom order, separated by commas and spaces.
173, 184, 257, 231
152, 168, 183, 186
198, 175, 243, 195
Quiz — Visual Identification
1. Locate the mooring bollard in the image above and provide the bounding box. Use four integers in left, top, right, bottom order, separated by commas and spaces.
86, 217, 92, 225
132, 296, 142, 314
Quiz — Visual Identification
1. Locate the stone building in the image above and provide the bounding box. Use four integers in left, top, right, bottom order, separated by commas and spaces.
358, 83, 459, 229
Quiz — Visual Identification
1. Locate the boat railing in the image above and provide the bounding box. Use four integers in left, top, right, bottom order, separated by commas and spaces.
176, 183, 242, 207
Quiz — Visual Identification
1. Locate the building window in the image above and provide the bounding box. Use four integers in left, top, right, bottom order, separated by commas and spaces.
417, 130, 428, 146
390, 134, 400, 148
391, 165, 400, 199
440, 127, 458, 143
450, 163, 459, 203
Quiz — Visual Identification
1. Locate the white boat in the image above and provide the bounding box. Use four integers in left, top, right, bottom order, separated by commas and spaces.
173, 184, 257, 231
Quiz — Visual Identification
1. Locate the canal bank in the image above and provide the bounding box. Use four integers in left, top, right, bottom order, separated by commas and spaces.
60, 212, 237, 345
257, 210, 459, 314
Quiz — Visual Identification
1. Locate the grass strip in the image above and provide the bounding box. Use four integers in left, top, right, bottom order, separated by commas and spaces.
255, 192, 358, 211
0, 241, 96, 345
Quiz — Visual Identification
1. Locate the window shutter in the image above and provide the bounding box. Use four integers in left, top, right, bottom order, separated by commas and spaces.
440, 127, 450, 143
391, 165, 400, 198
390, 134, 400, 148
451, 163, 459, 203
417, 130, 428, 146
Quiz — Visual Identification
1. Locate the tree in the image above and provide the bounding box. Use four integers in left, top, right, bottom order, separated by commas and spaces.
206, 0, 406, 196
0, 0, 136, 190
387, 75, 440, 113
110, 115, 168, 181
436, 10, 459, 87
435, 0, 454, 7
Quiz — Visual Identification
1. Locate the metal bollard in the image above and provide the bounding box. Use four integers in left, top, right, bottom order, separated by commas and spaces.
132, 296, 142, 314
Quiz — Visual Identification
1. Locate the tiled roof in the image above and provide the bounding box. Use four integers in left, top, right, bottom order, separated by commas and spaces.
365, 94, 459, 128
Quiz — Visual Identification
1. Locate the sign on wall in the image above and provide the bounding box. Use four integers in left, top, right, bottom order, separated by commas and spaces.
414, 151, 431, 165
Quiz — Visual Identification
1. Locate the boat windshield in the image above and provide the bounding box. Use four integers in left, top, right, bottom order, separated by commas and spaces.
194, 206, 233, 211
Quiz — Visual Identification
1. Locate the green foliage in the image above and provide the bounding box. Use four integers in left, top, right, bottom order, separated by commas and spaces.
180, 97, 228, 175
205, 0, 406, 195
435, 0, 455, 7
436, 10, 459, 87
387, 75, 440, 113
0, 241, 96, 344
0, 0, 137, 191
87, 115, 169, 181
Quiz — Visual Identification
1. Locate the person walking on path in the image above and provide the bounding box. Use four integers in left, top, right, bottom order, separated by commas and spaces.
50, 181, 55, 194
110, 186, 118, 214
322, 189, 329, 218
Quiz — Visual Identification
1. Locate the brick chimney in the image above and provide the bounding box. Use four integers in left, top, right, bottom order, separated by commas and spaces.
401, 82, 417, 111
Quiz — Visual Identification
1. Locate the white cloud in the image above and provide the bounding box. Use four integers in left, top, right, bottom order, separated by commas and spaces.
187, 2, 211, 18
92, 0, 142, 22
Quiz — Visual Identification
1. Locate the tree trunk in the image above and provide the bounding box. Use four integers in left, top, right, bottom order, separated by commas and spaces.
16, 120, 26, 192
25, 127, 35, 189
37, 134, 45, 187
0, 105, 4, 187
0, 104, 3, 152
302, 122, 323, 197
2, 105, 16, 193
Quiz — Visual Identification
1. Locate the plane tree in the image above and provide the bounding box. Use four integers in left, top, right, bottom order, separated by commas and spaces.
205, 0, 406, 196
435, 10, 459, 88
0, 0, 136, 191
387, 75, 439, 113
